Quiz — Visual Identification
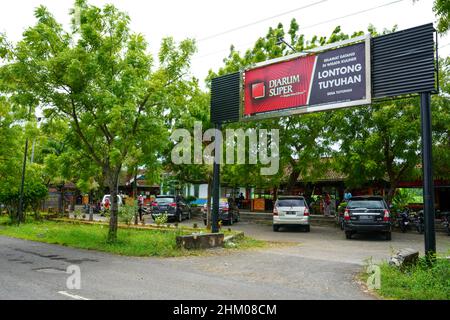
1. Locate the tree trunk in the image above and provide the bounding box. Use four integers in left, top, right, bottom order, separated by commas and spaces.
107, 170, 120, 242
285, 167, 301, 194
133, 169, 138, 225
386, 181, 398, 206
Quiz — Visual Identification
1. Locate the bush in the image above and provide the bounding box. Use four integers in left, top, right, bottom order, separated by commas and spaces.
73, 208, 82, 220
119, 205, 136, 225
155, 214, 168, 226
0, 167, 48, 222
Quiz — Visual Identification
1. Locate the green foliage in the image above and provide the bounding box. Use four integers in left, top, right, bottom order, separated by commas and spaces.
384, 188, 423, 216
154, 214, 168, 226
0, 1, 197, 241
377, 255, 450, 300
433, 0, 450, 34
331, 101, 422, 198
432, 57, 450, 180
0, 164, 48, 222
73, 208, 82, 220
118, 204, 136, 225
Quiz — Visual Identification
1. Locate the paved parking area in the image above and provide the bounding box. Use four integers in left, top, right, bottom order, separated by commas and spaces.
173, 215, 450, 265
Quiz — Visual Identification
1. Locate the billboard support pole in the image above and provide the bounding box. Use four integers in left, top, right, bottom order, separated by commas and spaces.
420, 92, 436, 259
211, 122, 221, 233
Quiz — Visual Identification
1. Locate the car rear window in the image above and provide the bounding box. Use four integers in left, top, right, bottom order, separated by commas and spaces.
347, 200, 385, 209
156, 197, 175, 204
277, 199, 306, 207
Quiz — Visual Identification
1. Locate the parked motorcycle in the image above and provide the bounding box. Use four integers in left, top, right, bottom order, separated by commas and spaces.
414, 210, 424, 234
397, 208, 410, 233
442, 212, 450, 236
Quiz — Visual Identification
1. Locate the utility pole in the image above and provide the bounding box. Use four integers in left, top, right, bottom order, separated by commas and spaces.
420, 92, 436, 260
211, 122, 222, 233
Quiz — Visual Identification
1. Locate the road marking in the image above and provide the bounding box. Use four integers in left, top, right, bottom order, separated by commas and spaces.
58, 291, 90, 300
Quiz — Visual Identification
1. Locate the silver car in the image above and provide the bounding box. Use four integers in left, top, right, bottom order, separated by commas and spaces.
273, 196, 310, 232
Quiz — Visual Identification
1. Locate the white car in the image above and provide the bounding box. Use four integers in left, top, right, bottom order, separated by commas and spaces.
273, 196, 310, 232
101, 194, 123, 212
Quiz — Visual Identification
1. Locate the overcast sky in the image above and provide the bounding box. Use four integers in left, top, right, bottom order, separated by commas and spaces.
0, 0, 448, 83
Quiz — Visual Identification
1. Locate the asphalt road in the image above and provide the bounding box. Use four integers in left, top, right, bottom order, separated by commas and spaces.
1, 220, 449, 300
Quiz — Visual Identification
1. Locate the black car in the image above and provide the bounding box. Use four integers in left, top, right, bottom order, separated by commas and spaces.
343, 196, 392, 240
202, 198, 240, 226
151, 195, 191, 222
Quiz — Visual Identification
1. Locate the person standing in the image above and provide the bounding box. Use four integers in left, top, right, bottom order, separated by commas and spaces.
138, 194, 144, 222
324, 192, 331, 217
344, 189, 352, 202
238, 192, 245, 209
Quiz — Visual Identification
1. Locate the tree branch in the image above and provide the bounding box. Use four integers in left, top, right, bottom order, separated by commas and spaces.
69, 95, 103, 166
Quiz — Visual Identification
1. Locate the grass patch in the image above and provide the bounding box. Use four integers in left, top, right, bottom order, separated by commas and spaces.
0, 215, 265, 257
364, 255, 450, 300
224, 236, 267, 250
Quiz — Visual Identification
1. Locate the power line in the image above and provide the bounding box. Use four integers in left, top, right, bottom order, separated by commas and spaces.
194, 0, 405, 61
299, 0, 405, 30
197, 0, 328, 42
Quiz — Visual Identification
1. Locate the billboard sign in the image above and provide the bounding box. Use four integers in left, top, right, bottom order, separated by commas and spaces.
242, 36, 371, 120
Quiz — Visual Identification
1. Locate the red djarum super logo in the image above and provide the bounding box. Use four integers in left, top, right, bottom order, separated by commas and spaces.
251, 82, 266, 100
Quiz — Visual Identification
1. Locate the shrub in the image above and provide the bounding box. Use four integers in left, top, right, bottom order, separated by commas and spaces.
155, 214, 168, 226
119, 205, 136, 225
73, 208, 82, 220
377, 254, 450, 300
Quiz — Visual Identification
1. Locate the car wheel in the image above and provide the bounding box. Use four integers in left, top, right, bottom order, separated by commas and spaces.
345, 231, 352, 239
178, 212, 182, 223
304, 225, 310, 232
273, 225, 279, 232
385, 232, 392, 241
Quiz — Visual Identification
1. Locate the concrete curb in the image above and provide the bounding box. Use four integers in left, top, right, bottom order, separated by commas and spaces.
224, 231, 245, 243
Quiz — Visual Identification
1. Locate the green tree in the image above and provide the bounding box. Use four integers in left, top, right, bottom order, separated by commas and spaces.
0, 1, 195, 241
330, 100, 422, 204
432, 57, 450, 179
0, 97, 48, 222
433, 0, 450, 34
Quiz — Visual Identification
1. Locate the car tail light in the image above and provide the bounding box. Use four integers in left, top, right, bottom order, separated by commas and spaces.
273, 206, 278, 216
344, 208, 350, 221
168, 202, 177, 207
222, 207, 229, 212
151, 202, 158, 207
383, 209, 390, 221
304, 208, 310, 216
